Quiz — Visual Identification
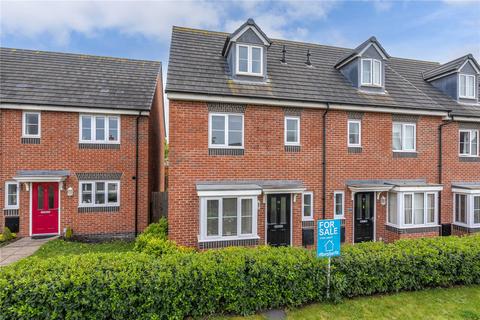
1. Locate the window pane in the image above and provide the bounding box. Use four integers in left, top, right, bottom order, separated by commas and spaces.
95, 182, 105, 204
393, 124, 402, 150
211, 115, 225, 145
251, 47, 261, 74
7, 184, 18, 206
280, 196, 287, 224
228, 132, 242, 146
207, 200, 219, 236
96, 117, 105, 141
404, 194, 412, 224
414, 193, 424, 224
48, 185, 55, 209
25, 113, 39, 135
349, 122, 360, 145
373, 60, 381, 85
223, 198, 237, 236
108, 117, 119, 141
460, 131, 470, 155
362, 60, 372, 84
38, 185, 44, 210
427, 194, 435, 223
287, 118, 298, 131
474, 196, 480, 224
388, 193, 397, 224
303, 194, 311, 217
228, 115, 243, 146
456, 194, 467, 223
108, 183, 118, 203
82, 116, 92, 140
335, 193, 343, 216
287, 130, 298, 142
82, 183, 92, 204
405, 125, 415, 150
472, 131, 478, 156
286, 119, 299, 143
238, 46, 248, 72
460, 75, 466, 97
241, 198, 253, 234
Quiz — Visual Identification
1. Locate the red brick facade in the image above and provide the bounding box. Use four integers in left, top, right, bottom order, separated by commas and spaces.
168, 100, 480, 248
0, 100, 164, 238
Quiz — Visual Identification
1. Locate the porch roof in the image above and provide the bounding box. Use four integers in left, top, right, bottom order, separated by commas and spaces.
13, 170, 70, 182
196, 180, 305, 196
347, 179, 443, 192
452, 183, 480, 193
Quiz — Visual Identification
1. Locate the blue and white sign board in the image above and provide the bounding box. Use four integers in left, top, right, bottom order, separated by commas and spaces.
317, 219, 341, 258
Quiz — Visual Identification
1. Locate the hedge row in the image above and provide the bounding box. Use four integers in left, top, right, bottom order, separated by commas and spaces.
0, 235, 479, 319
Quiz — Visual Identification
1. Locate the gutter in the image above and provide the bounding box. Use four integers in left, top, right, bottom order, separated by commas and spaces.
322, 103, 330, 219
437, 111, 454, 236
135, 111, 142, 236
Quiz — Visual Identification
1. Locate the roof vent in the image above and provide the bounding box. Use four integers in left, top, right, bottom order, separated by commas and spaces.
281, 45, 287, 64
305, 49, 312, 66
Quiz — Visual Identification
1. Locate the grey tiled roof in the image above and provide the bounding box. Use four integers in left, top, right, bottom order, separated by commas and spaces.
335, 36, 390, 68
0, 48, 161, 111
166, 27, 480, 118
422, 54, 479, 81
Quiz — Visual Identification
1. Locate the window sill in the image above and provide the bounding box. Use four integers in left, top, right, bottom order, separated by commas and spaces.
236, 72, 264, 77
78, 206, 120, 213
385, 224, 440, 234
285, 145, 301, 152
208, 148, 244, 156
21, 137, 41, 144
348, 146, 362, 153
198, 237, 259, 249
452, 224, 480, 233
79, 143, 120, 150
302, 220, 315, 228
393, 151, 417, 158
459, 156, 480, 162
3, 208, 19, 217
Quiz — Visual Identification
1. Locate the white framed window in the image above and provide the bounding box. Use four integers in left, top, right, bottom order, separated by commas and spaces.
348, 120, 361, 147
334, 191, 344, 218
387, 191, 438, 228
302, 192, 313, 221
199, 196, 258, 240
392, 122, 416, 152
459, 74, 476, 99
79, 180, 120, 207
79, 115, 120, 144
459, 129, 478, 157
236, 44, 263, 76
4, 181, 19, 209
208, 113, 244, 148
361, 58, 382, 86
454, 193, 480, 227
285, 116, 300, 146
22, 111, 41, 138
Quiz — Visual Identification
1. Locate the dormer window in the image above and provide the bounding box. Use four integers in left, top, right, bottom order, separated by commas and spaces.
361, 59, 382, 86
459, 74, 476, 99
236, 44, 263, 76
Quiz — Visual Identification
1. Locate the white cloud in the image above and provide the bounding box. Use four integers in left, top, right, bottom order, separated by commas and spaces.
370, 0, 394, 12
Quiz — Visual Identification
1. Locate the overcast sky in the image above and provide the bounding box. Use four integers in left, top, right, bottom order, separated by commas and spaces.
1, 0, 479, 135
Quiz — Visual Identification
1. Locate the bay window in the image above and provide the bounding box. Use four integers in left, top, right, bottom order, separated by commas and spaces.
79, 180, 120, 207
200, 196, 258, 240
454, 192, 480, 227
387, 191, 438, 228
209, 113, 244, 148
80, 115, 120, 143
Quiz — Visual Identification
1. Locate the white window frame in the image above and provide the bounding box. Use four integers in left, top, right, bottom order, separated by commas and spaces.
387, 191, 438, 228
4, 181, 20, 209
453, 193, 480, 227
392, 122, 416, 152
302, 192, 313, 221
79, 115, 121, 144
236, 44, 264, 76
347, 119, 362, 147
22, 111, 41, 138
334, 191, 345, 218
199, 196, 258, 241
459, 74, 476, 99
459, 129, 479, 157
284, 116, 300, 146
78, 180, 120, 207
208, 113, 244, 149
361, 58, 382, 87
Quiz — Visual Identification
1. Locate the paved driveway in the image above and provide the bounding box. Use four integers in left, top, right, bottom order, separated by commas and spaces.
0, 236, 57, 266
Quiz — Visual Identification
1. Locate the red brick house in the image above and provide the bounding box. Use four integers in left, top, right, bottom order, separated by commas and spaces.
165, 19, 479, 249
0, 48, 165, 239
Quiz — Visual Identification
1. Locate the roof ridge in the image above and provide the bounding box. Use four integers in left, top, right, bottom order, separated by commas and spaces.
0, 47, 161, 64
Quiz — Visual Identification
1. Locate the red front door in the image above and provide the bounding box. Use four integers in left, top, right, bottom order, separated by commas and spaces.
32, 182, 59, 235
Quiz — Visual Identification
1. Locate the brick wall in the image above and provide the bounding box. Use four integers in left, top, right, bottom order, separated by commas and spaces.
168, 100, 480, 248
0, 108, 155, 238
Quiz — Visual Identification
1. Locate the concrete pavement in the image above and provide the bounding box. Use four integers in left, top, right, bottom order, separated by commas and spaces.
0, 236, 57, 266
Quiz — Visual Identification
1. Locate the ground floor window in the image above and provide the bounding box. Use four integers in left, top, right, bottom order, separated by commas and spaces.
454, 193, 480, 227
387, 191, 438, 228
200, 196, 258, 240
4, 181, 19, 209
79, 181, 120, 207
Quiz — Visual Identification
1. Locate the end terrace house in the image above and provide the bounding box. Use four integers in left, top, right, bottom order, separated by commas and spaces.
0, 48, 165, 239
166, 19, 480, 249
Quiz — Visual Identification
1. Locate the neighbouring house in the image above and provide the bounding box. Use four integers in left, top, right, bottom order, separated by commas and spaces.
0, 48, 165, 239
165, 19, 480, 249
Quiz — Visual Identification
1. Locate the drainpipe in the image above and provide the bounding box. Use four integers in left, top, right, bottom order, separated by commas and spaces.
134, 111, 142, 236
437, 111, 454, 236
322, 103, 330, 219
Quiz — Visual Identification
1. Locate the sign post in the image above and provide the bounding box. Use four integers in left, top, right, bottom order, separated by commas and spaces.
317, 219, 341, 299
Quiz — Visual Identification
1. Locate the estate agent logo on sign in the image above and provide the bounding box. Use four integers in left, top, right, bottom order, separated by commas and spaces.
317, 219, 341, 258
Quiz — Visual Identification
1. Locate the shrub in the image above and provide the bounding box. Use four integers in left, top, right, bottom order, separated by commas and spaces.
1, 227, 14, 242
142, 218, 168, 239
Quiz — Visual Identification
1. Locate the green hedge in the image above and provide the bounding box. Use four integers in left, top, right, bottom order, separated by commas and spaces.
0, 235, 479, 319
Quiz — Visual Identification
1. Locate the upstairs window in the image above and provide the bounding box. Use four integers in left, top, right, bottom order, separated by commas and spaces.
392, 123, 416, 152
459, 129, 478, 157
209, 113, 244, 148
236, 44, 263, 76
5, 182, 19, 209
22, 111, 41, 138
459, 74, 476, 99
284, 116, 300, 146
80, 115, 120, 144
348, 120, 361, 147
361, 59, 382, 86
302, 192, 313, 221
